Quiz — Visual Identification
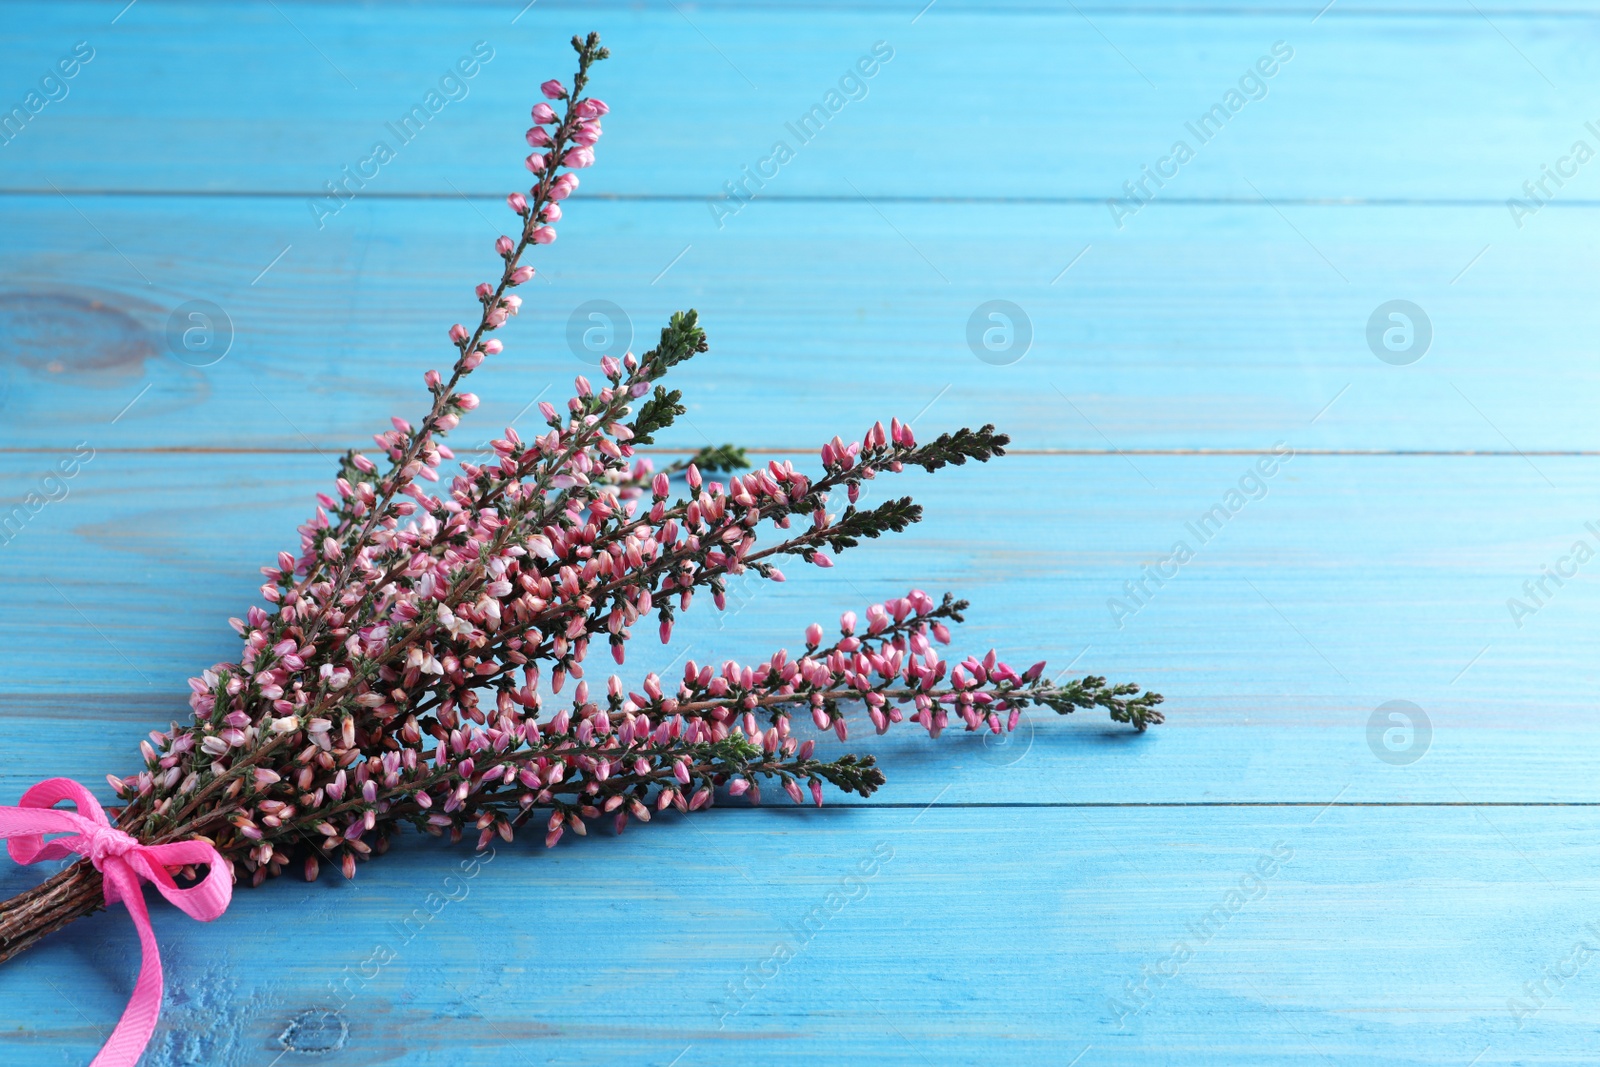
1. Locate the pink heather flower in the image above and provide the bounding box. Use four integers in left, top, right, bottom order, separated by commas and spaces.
495, 235, 515, 256
509, 266, 535, 285
540, 79, 567, 99
448, 324, 469, 343
550, 173, 579, 200
543, 203, 562, 222
571, 123, 601, 147
483, 339, 503, 355
531, 102, 558, 124
424, 369, 442, 388
457, 392, 480, 410
563, 147, 595, 169
576, 98, 608, 118
533, 227, 556, 244
525, 153, 547, 173
507, 192, 528, 215
805, 623, 823, 646
525, 126, 552, 147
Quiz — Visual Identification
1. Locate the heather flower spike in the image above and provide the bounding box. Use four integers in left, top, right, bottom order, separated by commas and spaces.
0, 31, 1160, 976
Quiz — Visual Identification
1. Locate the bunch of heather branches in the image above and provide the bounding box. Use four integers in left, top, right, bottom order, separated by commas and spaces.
0, 32, 1160, 963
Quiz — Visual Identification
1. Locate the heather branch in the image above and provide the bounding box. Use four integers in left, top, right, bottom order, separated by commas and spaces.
287, 36, 611, 638
463, 427, 1009, 667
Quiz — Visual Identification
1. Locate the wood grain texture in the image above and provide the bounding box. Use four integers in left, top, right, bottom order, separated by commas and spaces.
5, 807, 1600, 1066
5, 1, 1600, 200
0, 2, 1596, 1065
1, 195, 1596, 451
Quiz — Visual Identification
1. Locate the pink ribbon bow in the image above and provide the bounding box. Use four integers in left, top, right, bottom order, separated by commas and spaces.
1, 777, 232, 1067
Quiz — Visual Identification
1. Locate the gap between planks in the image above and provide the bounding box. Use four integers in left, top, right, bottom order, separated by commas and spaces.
806, 801, 1600, 809
10, 190, 1600, 209
2, 2, 1586, 20
3, 448, 1600, 457
0, 790, 1590, 810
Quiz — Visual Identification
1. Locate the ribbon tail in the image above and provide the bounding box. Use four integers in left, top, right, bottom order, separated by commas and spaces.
89, 861, 164, 1067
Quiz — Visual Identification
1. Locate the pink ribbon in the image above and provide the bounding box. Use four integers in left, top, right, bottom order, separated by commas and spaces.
1, 777, 232, 1067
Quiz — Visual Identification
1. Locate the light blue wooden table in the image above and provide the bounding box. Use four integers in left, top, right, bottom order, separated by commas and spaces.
3, 1, 1599, 1063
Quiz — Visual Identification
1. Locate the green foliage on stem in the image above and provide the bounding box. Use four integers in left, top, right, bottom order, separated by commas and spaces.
807, 497, 922, 557
811, 753, 885, 798
684, 443, 749, 474
1030, 676, 1166, 732
906, 424, 1010, 472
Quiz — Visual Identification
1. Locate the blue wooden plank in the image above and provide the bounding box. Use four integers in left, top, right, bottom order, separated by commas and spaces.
4, 805, 1600, 1066
0, 195, 1596, 451
1, 2, 1598, 203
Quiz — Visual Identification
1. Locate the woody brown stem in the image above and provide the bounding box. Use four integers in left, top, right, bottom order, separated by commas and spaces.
0, 862, 104, 966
